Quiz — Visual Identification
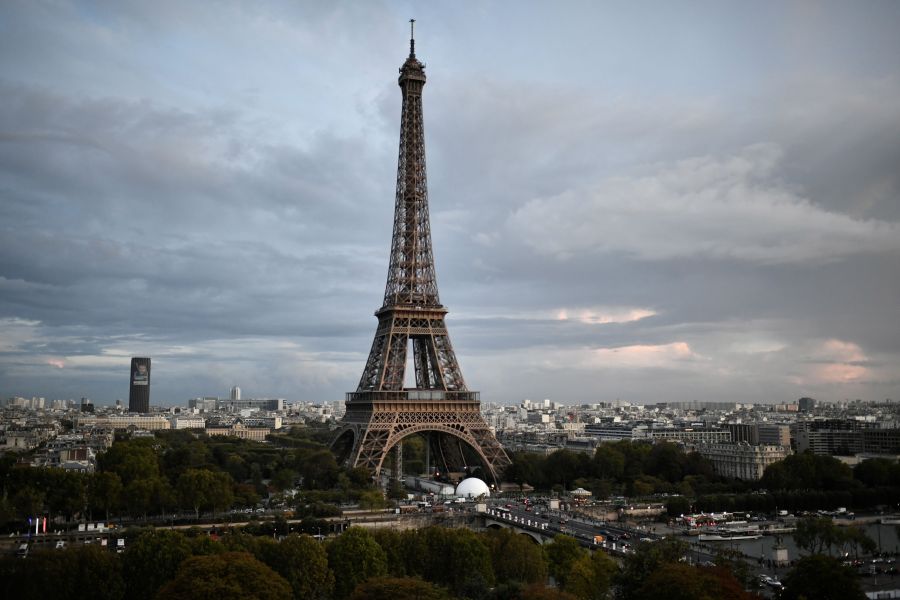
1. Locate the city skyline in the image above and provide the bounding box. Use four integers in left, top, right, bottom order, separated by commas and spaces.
1, 2, 899, 406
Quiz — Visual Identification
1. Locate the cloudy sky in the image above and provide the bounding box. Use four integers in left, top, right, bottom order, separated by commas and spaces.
1, 1, 899, 407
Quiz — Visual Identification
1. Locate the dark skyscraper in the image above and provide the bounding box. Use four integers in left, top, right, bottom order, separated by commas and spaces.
128, 357, 151, 413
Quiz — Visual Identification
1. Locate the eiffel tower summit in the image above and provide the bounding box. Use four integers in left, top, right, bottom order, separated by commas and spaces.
333, 22, 510, 487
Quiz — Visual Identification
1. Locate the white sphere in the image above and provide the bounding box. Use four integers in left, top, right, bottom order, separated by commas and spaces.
456, 477, 490, 498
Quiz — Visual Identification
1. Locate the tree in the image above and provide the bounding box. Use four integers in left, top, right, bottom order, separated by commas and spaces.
854, 457, 900, 487
177, 468, 234, 518
260, 534, 334, 600
327, 527, 388, 599
358, 488, 387, 510
565, 550, 617, 600
271, 468, 298, 492
794, 516, 842, 555
416, 527, 495, 595
98, 440, 160, 485
841, 525, 876, 559
122, 529, 193, 600
157, 551, 292, 600
349, 577, 452, 600
45, 470, 88, 519
370, 529, 408, 577
635, 564, 755, 600
518, 584, 580, 600
124, 476, 171, 519
543, 535, 585, 589
12, 485, 45, 518
616, 538, 688, 600
487, 528, 548, 585
761, 452, 854, 491
666, 495, 691, 517
298, 449, 340, 490
593, 445, 625, 480
88, 471, 123, 520
780, 554, 865, 600
0, 545, 124, 600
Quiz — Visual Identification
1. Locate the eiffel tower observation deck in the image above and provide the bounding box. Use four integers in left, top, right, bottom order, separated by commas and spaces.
333, 22, 510, 486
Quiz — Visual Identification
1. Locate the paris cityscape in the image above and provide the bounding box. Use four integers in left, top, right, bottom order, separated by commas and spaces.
2, 3, 900, 600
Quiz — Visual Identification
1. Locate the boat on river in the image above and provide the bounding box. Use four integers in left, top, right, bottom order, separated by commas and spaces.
699, 532, 762, 541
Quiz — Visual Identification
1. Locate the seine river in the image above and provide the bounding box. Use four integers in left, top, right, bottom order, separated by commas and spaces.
692, 522, 900, 562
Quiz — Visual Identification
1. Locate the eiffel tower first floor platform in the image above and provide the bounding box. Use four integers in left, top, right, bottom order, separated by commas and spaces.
331, 390, 511, 487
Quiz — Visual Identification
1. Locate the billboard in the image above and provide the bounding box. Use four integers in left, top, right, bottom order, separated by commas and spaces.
132, 363, 149, 386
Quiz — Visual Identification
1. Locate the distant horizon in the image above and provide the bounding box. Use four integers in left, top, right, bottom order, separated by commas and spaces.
8, 390, 891, 409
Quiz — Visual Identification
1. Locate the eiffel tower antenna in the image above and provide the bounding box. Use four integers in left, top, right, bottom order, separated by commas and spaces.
409, 18, 416, 57
332, 25, 510, 486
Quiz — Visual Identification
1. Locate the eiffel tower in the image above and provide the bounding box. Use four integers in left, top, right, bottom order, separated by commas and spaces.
333, 22, 510, 486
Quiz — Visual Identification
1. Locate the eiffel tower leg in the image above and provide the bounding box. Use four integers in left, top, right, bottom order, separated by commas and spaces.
392, 441, 403, 480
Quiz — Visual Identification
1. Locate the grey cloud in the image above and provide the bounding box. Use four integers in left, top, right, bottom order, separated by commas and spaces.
1, 3, 899, 406
505, 144, 900, 264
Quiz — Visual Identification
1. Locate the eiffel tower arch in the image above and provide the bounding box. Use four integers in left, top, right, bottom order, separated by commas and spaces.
332, 24, 510, 486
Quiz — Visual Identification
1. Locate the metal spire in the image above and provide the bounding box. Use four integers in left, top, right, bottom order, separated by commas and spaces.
409, 18, 416, 57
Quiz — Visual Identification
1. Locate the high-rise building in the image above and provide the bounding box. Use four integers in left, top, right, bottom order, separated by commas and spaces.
725, 423, 758, 444
230, 386, 241, 401
798, 397, 817, 412
128, 357, 151, 413
756, 423, 791, 446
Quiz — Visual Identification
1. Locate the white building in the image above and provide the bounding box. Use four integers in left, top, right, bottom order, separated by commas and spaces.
697, 442, 790, 481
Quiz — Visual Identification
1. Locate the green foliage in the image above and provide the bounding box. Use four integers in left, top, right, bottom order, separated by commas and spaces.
88, 471, 123, 520
176, 468, 234, 517
259, 534, 334, 600
665, 495, 691, 517
297, 449, 341, 490
156, 551, 292, 600
506, 441, 716, 495
358, 488, 388, 510
780, 554, 866, 600
616, 537, 689, 600
517, 584, 580, 600
0, 545, 124, 600
794, 516, 876, 558
327, 527, 389, 599
487, 527, 548, 585
543, 534, 585, 589
415, 527, 496, 595
349, 577, 452, 600
635, 563, 754, 600
564, 550, 617, 600
794, 516, 843, 555
760, 452, 855, 491
122, 529, 193, 600
854, 457, 900, 487
370, 529, 407, 577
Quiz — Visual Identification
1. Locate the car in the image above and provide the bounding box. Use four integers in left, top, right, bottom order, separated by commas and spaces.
17, 543, 28, 558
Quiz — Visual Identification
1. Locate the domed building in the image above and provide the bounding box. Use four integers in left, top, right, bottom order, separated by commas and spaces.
456, 477, 490, 499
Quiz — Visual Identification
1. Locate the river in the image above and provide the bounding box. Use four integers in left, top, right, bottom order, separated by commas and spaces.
692, 522, 899, 562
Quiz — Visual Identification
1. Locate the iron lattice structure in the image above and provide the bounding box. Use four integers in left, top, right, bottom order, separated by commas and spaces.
333, 29, 510, 485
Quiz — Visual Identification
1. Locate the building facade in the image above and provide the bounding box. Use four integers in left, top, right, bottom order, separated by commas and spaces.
698, 442, 790, 480
756, 423, 791, 446
128, 357, 151, 413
